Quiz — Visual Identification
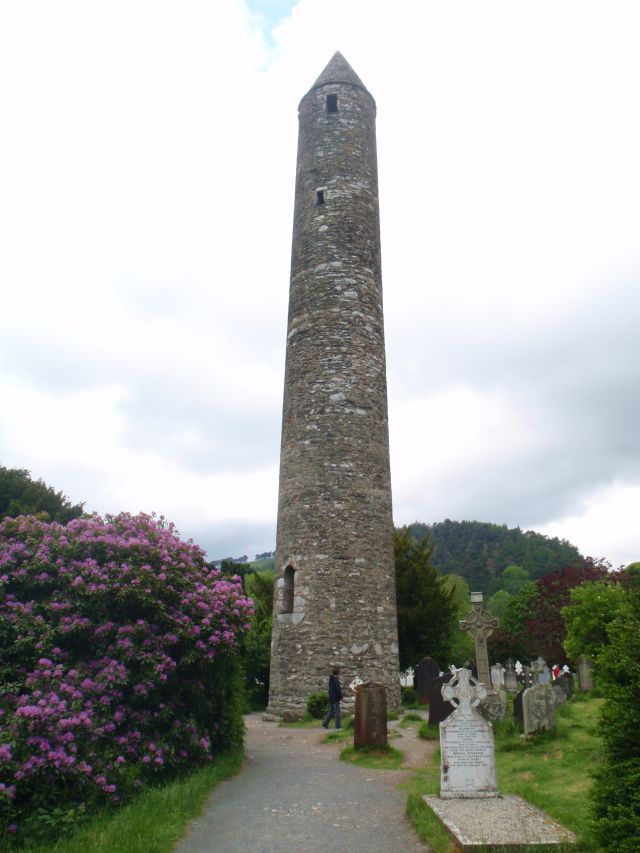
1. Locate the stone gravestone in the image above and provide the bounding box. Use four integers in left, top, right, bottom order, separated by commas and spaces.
490, 663, 503, 690
522, 665, 532, 687
577, 655, 595, 691
415, 657, 440, 705
557, 671, 574, 698
551, 683, 567, 708
522, 684, 555, 736
354, 680, 387, 748
531, 657, 548, 685
428, 672, 454, 726
460, 592, 498, 689
504, 659, 519, 692
439, 668, 499, 799
513, 686, 526, 729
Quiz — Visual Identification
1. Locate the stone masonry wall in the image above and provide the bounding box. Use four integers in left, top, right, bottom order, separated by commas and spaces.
268, 55, 400, 715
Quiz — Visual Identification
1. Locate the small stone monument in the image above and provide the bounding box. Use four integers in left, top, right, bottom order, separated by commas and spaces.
522, 684, 555, 736
577, 655, 595, 691
531, 657, 548, 685
513, 686, 526, 729
551, 683, 567, 708
439, 667, 499, 798
400, 666, 415, 687
354, 680, 387, 748
490, 663, 504, 690
427, 672, 454, 726
460, 593, 498, 689
504, 659, 518, 692
557, 671, 574, 698
415, 656, 440, 704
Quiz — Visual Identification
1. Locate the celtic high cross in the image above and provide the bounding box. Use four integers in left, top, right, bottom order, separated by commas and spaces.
459, 592, 498, 689
442, 667, 487, 712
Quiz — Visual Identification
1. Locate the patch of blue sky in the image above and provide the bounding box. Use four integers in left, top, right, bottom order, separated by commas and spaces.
245, 0, 298, 38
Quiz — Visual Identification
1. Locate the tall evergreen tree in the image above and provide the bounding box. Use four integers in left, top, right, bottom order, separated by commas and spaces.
395, 527, 457, 669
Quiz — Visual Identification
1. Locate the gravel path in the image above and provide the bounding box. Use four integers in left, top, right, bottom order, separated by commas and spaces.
176, 714, 433, 853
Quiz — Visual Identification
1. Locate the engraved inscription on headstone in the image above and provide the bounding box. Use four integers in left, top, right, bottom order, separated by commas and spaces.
439, 668, 499, 799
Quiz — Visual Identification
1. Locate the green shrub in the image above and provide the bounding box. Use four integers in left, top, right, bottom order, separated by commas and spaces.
401, 686, 418, 706
306, 692, 328, 719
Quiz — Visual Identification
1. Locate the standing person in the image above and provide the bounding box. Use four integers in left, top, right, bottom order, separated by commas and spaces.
322, 667, 343, 729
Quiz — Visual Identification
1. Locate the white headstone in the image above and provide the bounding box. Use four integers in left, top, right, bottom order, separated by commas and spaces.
439, 668, 499, 799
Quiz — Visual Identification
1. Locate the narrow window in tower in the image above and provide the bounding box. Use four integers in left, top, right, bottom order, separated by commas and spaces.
316, 189, 325, 205
326, 93, 338, 113
282, 566, 295, 614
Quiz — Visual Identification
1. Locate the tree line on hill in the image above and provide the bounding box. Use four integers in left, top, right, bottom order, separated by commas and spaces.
408, 519, 581, 594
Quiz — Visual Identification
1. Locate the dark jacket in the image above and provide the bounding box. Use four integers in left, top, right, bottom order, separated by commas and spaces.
328, 674, 342, 702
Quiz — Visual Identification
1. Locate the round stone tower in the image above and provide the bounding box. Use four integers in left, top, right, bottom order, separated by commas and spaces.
268, 52, 400, 716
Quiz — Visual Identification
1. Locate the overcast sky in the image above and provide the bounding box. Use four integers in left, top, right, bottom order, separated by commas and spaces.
1, 1, 638, 566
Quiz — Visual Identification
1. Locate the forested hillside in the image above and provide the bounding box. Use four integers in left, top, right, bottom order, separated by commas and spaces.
408, 520, 582, 594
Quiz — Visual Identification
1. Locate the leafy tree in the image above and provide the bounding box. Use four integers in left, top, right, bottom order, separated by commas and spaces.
489, 581, 537, 662
580, 564, 640, 850
562, 578, 626, 661
487, 589, 512, 624
242, 571, 274, 707
395, 527, 457, 669
500, 564, 530, 595
0, 466, 84, 523
441, 574, 476, 665
521, 559, 610, 664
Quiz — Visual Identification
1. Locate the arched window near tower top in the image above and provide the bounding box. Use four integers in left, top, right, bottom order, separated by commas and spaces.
282, 565, 295, 614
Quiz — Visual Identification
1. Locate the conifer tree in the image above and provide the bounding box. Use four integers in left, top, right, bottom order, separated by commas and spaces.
395, 527, 457, 669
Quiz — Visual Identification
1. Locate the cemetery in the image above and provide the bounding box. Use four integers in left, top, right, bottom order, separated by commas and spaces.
1, 41, 639, 853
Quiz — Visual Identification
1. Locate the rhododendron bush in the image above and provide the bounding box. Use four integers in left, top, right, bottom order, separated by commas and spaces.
0, 512, 253, 842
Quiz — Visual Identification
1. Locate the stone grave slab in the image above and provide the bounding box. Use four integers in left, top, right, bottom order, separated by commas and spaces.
415, 656, 440, 704
552, 684, 567, 707
490, 663, 503, 690
504, 659, 518, 692
428, 672, 454, 726
439, 668, 498, 799
557, 671, 574, 697
577, 655, 595, 691
522, 684, 555, 736
354, 680, 387, 748
477, 689, 507, 723
513, 687, 526, 729
423, 795, 577, 849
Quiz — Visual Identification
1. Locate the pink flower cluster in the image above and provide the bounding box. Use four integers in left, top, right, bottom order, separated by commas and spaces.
0, 512, 254, 839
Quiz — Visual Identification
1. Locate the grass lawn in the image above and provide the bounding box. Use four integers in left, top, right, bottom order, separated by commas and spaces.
340, 744, 405, 770
406, 693, 604, 852
10, 750, 243, 853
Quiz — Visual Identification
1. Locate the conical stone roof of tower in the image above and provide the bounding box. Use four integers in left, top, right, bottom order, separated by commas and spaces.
308, 51, 369, 93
